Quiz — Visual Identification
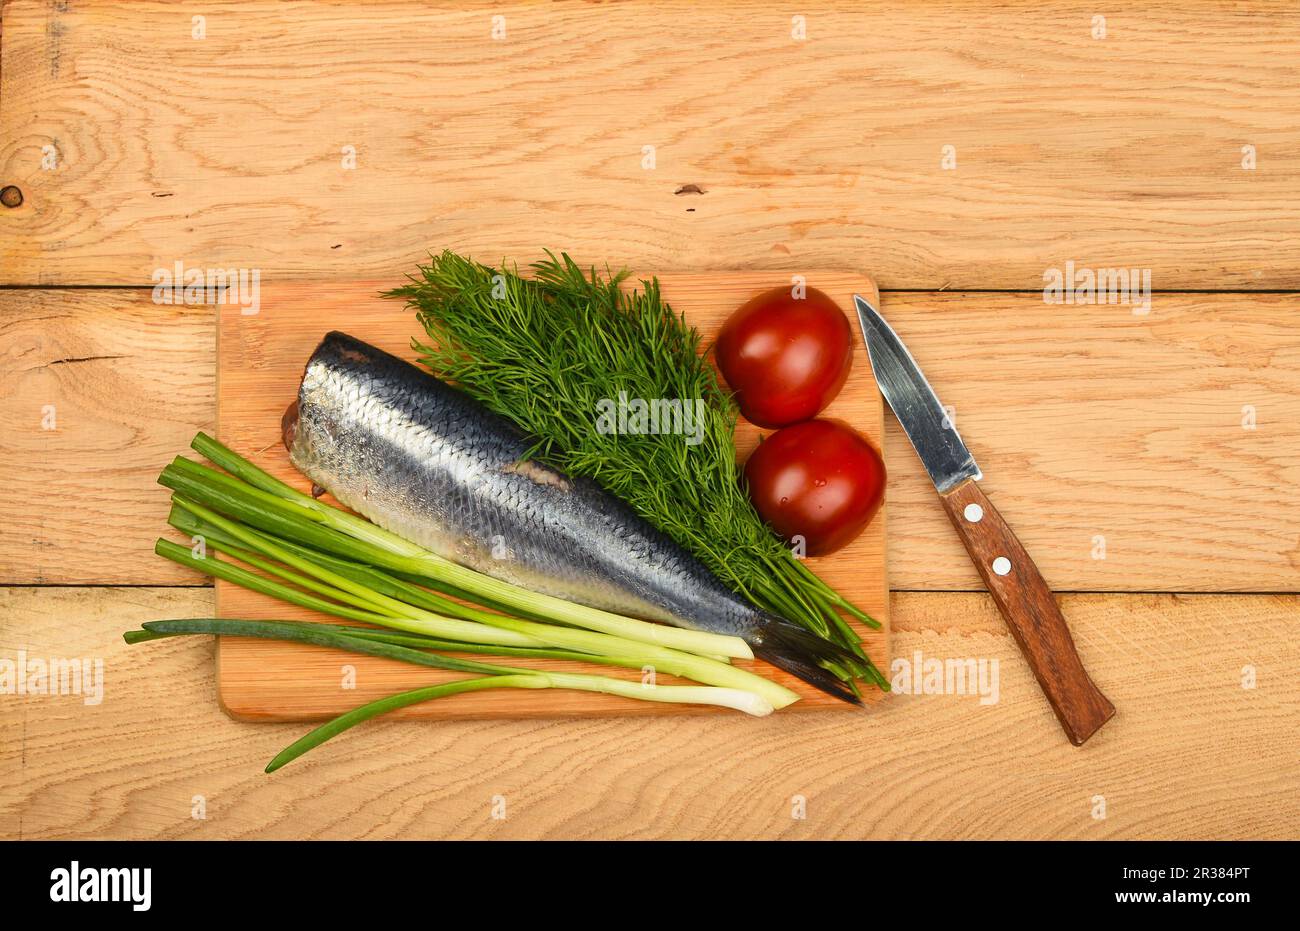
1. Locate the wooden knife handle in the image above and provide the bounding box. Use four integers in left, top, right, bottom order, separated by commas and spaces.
939, 479, 1115, 746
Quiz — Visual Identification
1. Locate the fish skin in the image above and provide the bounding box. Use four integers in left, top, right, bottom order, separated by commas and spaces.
285, 331, 859, 702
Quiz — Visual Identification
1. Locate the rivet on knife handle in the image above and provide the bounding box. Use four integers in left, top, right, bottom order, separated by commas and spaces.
939, 479, 1115, 745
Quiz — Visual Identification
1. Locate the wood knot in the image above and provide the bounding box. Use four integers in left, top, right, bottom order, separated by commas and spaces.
0, 185, 23, 208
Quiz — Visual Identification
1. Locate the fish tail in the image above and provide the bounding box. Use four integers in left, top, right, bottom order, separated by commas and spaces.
751, 617, 863, 706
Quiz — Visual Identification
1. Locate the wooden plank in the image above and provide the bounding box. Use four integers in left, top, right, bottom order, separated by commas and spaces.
3, 586, 1295, 839
881, 290, 1300, 593
214, 273, 887, 717
4, 288, 1296, 591
3, 1, 1300, 288
0, 289, 215, 585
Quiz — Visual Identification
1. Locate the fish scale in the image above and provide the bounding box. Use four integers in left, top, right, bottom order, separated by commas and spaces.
283, 331, 860, 703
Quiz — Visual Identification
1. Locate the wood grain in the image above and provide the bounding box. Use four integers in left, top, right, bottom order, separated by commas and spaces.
880, 291, 1300, 593
3, 586, 1295, 840
214, 273, 887, 718
940, 479, 1114, 744
4, 289, 1296, 592
3, 1, 1300, 288
0, 289, 215, 584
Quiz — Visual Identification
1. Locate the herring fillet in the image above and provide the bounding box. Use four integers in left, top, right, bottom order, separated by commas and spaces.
283, 331, 860, 703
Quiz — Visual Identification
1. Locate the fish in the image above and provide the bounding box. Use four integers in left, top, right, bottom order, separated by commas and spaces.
282, 331, 861, 703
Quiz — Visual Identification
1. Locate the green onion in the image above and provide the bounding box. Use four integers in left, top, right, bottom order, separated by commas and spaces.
169, 502, 566, 630
160, 505, 795, 708
127, 618, 622, 665
267, 673, 772, 773
265, 678, 544, 772
145, 433, 807, 733
122, 618, 776, 770
155, 536, 546, 648
157, 468, 794, 706
168, 440, 755, 661
135, 618, 774, 714
138, 617, 586, 677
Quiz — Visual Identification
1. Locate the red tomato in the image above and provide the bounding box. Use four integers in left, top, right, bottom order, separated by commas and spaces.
744, 419, 885, 556
715, 286, 852, 428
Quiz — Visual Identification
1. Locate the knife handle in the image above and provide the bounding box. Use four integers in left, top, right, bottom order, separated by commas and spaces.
939, 479, 1115, 746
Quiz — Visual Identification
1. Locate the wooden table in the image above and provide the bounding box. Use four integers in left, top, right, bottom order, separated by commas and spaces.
1, 0, 1296, 840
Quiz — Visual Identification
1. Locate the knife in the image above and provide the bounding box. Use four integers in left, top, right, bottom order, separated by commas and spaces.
854, 294, 1115, 745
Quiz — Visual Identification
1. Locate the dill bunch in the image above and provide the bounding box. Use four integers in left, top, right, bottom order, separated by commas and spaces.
386, 250, 885, 691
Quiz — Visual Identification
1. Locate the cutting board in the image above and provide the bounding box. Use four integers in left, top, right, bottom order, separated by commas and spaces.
213, 271, 888, 719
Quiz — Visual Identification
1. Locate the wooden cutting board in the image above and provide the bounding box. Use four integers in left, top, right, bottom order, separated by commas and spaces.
213, 271, 888, 719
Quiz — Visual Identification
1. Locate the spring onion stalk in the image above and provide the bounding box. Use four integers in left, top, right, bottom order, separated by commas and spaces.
157, 434, 798, 705
124, 618, 775, 770
159, 491, 793, 705
266, 675, 771, 773
156, 538, 403, 627
164, 446, 754, 661
125, 618, 640, 666
170, 503, 571, 631
137, 617, 593, 677
156, 535, 547, 648
169, 493, 565, 643
266, 678, 545, 772
205, 538, 414, 620
253, 624, 644, 664
180, 507, 532, 624
171, 459, 755, 659
169, 498, 797, 707
192, 433, 759, 652
160, 526, 763, 696
168, 507, 732, 666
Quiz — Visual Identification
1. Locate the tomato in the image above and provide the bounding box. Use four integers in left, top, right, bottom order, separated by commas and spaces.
714, 286, 852, 428
744, 419, 885, 556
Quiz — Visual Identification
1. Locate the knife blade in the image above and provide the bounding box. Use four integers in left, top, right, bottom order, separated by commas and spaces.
854, 294, 1115, 745
854, 297, 981, 494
